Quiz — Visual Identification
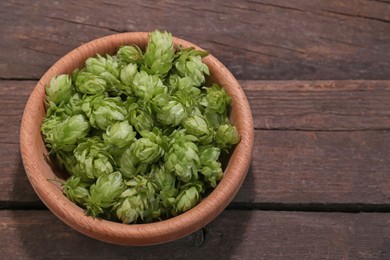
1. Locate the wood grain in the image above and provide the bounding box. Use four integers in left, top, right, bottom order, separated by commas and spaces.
2, 80, 390, 145
1, 0, 389, 80
1, 210, 390, 259
5, 129, 390, 206
243, 80, 390, 130
2, 80, 390, 207
236, 129, 390, 205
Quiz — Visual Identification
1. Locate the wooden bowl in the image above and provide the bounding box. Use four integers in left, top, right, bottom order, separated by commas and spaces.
20, 32, 254, 246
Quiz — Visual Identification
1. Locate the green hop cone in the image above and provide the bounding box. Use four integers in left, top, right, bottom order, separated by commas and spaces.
115, 194, 143, 224
74, 137, 115, 179
175, 48, 209, 87
115, 176, 159, 223
143, 30, 175, 77
215, 124, 240, 149
103, 121, 136, 148
117, 45, 143, 65
151, 165, 176, 191
41, 114, 90, 152
45, 74, 73, 105
173, 182, 204, 215
139, 127, 169, 150
131, 137, 164, 164
132, 70, 167, 101
85, 54, 121, 85
155, 96, 187, 126
199, 146, 223, 187
164, 130, 200, 182
119, 63, 138, 87
75, 70, 107, 95
86, 171, 125, 217
117, 143, 148, 179
127, 103, 155, 132
85, 54, 108, 75
41, 115, 61, 147
54, 151, 92, 182
81, 95, 127, 130
203, 109, 228, 129
181, 115, 212, 144
200, 83, 231, 115
63, 176, 90, 205
131, 128, 168, 164
168, 74, 191, 93
150, 165, 178, 212
62, 92, 84, 117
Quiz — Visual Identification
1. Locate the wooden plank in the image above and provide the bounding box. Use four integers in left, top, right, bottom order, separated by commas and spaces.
235, 130, 390, 205
1, 210, 390, 259
2, 80, 390, 142
3, 130, 390, 206
242, 80, 390, 130
1, 0, 389, 80
0, 81, 35, 144
2, 80, 390, 206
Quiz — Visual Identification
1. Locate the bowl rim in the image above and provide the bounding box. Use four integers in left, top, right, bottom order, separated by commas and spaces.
20, 32, 254, 246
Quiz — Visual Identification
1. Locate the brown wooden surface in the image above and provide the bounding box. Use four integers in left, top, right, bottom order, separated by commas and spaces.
1, 0, 390, 80
1, 210, 390, 259
2, 0, 390, 258
3, 80, 390, 206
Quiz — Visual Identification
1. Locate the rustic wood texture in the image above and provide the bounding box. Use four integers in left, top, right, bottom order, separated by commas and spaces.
2, 80, 390, 207
1, 0, 390, 80
1, 210, 390, 259
2, 0, 390, 255
244, 80, 390, 130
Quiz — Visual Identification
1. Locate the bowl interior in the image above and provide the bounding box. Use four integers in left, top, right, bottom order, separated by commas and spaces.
20, 32, 254, 246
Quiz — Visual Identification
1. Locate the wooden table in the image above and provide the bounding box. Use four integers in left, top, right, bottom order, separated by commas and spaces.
1, 0, 390, 258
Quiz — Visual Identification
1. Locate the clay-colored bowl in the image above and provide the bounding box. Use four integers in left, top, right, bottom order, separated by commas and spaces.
20, 32, 254, 246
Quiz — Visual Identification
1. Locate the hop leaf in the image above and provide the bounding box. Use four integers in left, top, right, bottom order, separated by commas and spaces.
86, 172, 125, 217
143, 30, 175, 77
